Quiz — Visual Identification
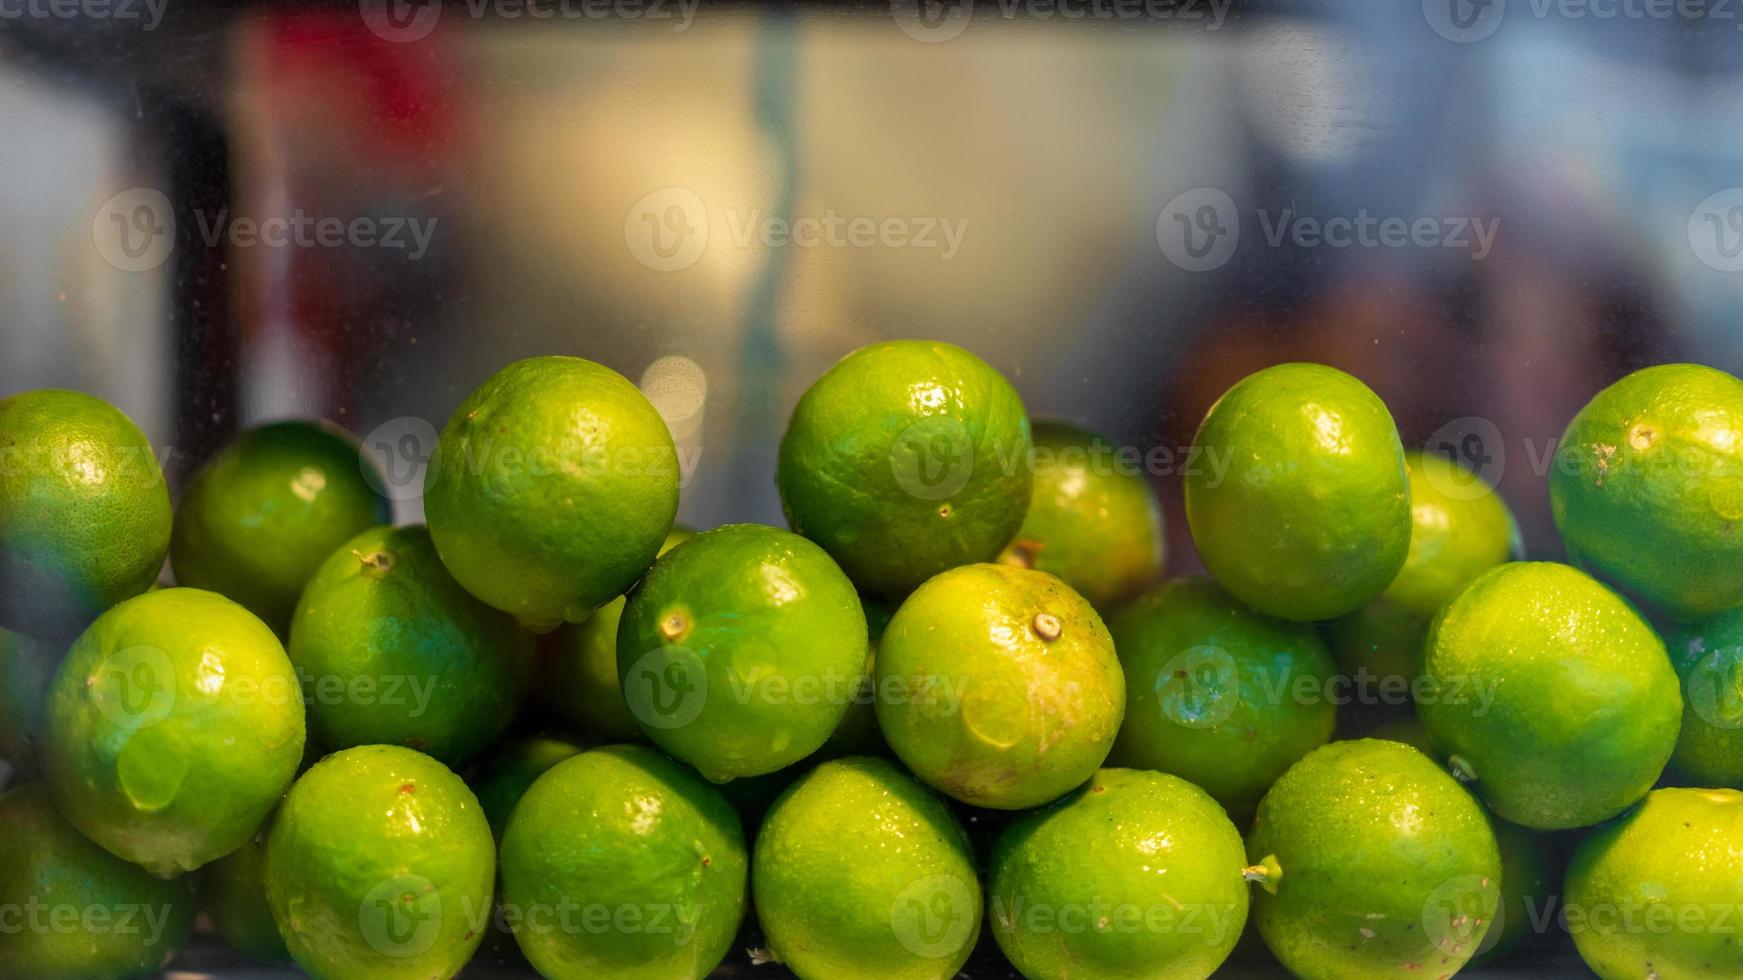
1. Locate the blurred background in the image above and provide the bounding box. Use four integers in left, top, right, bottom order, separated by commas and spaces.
2, 0, 1739, 571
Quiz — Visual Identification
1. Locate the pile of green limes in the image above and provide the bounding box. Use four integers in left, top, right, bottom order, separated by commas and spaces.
1, 345, 1740, 980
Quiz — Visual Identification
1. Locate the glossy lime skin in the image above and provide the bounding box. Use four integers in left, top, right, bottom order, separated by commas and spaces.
290, 524, 534, 765
43, 588, 306, 876
467, 735, 584, 841
264, 745, 494, 980
1566, 788, 1743, 979
1326, 452, 1518, 688
1185, 363, 1410, 622
777, 340, 1033, 599
990, 769, 1249, 980
0, 627, 56, 778
202, 836, 290, 962
0, 782, 197, 978
1469, 818, 1554, 968
1551, 364, 1743, 620
1247, 739, 1502, 980
1420, 563, 1682, 830
1107, 576, 1336, 823
171, 421, 389, 632
998, 422, 1165, 610
0, 389, 172, 639
617, 524, 867, 782
538, 527, 693, 742
754, 756, 981, 980
1662, 608, 1743, 786
500, 745, 747, 980
425, 356, 679, 632
877, 564, 1124, 810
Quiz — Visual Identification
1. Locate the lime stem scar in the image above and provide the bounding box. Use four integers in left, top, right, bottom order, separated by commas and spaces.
1243, 855, 1283, 894
1032, 612, 1062, 641
660, 611, 691, 642
355, 550, 394, 577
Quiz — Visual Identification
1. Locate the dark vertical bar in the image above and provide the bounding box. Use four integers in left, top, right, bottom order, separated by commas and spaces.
140, 93, 237, 489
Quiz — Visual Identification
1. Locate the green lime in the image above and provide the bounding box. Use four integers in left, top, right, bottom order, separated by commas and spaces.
989, 768, 1249, 979
1419, 562, 1681, 829
500, 744, 747, 979
777, 340, 1033, 599
997, 421, 1164, 609
1106, 575, 1336, 822
1566, 788, 1743, 979
1185, 363, 1411, 622
426, 356, 679, 632
289, 524, 534, 765
1468, 818, 1555, 968
1326, 451, 1518, 693
1551, 363, 1743, 619
265, 745, 494, 980
817, 598, 892, 759
1245, 739, 1502, 979
467, 734, 585, 841
1661, 607, 1743, 785
875, 563, 1124, 810
202, 835, 290, 962
537, 526, 694, 741
42, 587, 305, 875
0, 627, 56, 778
0, 782, 197, 978
617, 523, 867, 782
753, 756, 981, 980
171, 420, 389, 632
0, 389, 171, 639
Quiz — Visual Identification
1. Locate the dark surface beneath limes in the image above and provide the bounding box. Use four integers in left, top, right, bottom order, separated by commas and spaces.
158, 919, 1591, 978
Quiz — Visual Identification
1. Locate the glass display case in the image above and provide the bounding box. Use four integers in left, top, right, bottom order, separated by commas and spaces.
4, 2, 1741, 977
